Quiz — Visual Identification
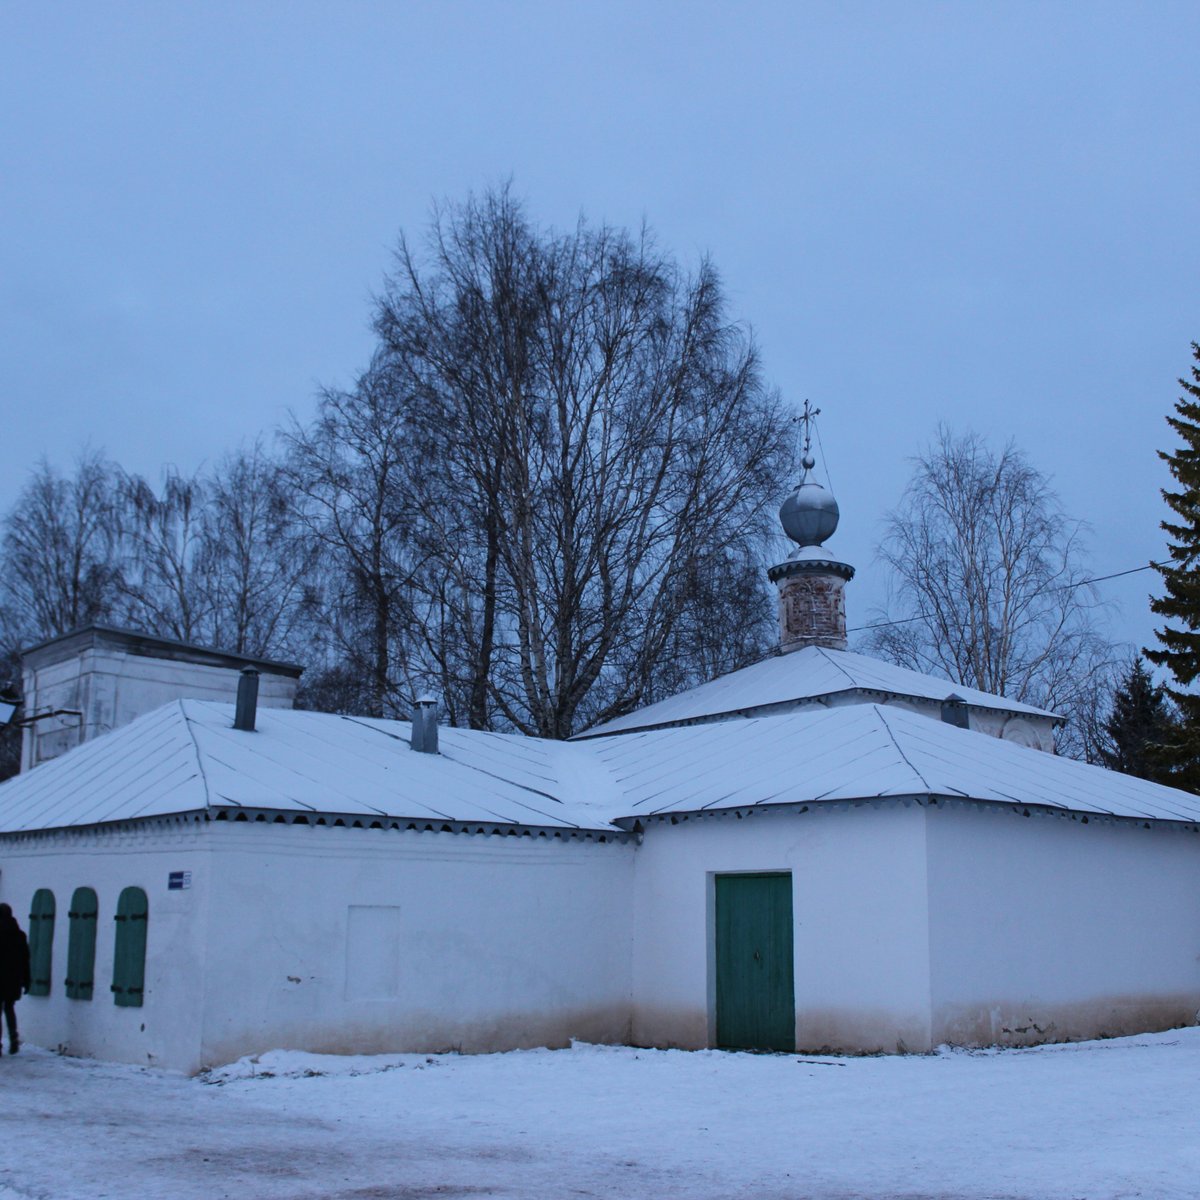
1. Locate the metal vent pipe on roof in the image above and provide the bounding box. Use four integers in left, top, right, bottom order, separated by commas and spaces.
234, 668, 260, 732
940, 693, 969, 729
411, 695, 439, 754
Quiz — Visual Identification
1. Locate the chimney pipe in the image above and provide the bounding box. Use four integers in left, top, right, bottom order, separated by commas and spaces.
940, 693, 969, 729
234, 668, 260, 732
410, 695, 439, 754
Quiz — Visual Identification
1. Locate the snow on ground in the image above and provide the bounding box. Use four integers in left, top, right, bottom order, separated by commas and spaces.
2, 1030, 1199, 1200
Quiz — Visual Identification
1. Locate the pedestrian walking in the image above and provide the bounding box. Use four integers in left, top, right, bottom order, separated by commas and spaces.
0, 902, 31, 1055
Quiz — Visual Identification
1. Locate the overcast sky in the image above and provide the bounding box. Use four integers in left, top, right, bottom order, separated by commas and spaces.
2, 2, 1197, 657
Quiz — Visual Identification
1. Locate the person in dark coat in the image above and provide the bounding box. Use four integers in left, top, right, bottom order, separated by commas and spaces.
0, 902, 31, 1055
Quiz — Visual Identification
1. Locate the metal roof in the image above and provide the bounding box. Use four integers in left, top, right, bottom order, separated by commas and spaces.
1, 698, 1196, 837
20, 624, 304, 677
0, 701, 608, 834
576, 645, 1061, 738
589, 704, 1200, 824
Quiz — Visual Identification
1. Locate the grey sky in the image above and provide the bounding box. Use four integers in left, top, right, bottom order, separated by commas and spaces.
2, 2, 1197, 657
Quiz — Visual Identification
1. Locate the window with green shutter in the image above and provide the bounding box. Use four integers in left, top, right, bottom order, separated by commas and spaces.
65, 886, 99, 1001
111, 887, 148, 1007
27, 889, 55, 997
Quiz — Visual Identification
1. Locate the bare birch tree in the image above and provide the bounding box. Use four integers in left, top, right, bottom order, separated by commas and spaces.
0, 452, 123, 639
864, 428, 1118, 756
117, 469, 214, 644
0, 443, 307, 762
282, 361, 426, 718
376, 186, 792, 737
0, 453, 123, 781
118, 451, 308, 658
204, 444, 311, 658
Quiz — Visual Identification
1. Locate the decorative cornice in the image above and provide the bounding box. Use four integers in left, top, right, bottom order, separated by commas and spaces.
768, 556, 855, 584
613, 794, 1200, 835
0, 806, 632, 846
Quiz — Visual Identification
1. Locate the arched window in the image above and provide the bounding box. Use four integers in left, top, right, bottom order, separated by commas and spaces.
27, 889, 55, 997
111, 887, 148, 1008
65, 887, 99, 1001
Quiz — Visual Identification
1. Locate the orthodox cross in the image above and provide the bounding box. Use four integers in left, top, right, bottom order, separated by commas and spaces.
799, 399, 820, 471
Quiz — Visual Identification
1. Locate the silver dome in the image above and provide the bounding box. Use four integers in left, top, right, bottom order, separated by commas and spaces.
779, 480, 840, 547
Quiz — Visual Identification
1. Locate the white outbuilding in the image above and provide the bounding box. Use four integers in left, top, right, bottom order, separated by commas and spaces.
1, 460, 1198, 1073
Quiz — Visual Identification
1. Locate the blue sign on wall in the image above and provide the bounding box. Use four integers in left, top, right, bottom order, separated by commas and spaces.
168, 870, 192, 891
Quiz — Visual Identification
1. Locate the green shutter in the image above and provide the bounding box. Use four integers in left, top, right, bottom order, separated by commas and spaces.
111, 886, 148, 1008
715, 872, 796, 1053
65, 887, 99, 1001
27, 888, 55, 997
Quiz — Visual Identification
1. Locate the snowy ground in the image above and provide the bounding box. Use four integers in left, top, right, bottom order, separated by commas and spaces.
1, 1030, 1198, 1200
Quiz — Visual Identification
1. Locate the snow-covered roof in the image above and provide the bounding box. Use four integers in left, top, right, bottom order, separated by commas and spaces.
0, 700, 617, 835
592, 704, 1200, 825
1, 697, 1198, 837
21, 623, 304, 676
576, 645, 1060, 738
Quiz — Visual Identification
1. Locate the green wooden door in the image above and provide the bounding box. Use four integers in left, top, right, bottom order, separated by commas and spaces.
715, 872, 795, 1052
66, 887, 98, 1000
28, 889, 55, 997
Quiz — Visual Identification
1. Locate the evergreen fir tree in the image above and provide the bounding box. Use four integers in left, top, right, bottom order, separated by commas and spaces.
1099, 657, 1175, 783
1146, 342, 1200, 790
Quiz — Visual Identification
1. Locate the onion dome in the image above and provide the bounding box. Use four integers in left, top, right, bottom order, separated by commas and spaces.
779, 453, 840, 548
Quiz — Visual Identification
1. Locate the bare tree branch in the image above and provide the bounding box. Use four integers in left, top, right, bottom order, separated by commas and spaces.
865, 427, 1120, 758
375, 186, 792, 736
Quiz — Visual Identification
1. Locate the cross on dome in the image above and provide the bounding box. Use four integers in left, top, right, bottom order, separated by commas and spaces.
799, 398, 820, 475
779, 400, 840, 549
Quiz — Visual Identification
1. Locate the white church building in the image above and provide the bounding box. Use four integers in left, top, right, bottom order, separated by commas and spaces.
1, 461, 1199, 1074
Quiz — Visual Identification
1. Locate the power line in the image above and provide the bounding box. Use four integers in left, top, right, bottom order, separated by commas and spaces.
847, 561, 1167, 635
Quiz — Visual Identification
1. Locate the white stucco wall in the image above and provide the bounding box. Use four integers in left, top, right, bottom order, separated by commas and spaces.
925, 803, 1200, 1046
0, 819, 212, 1070
629, 804, 934, 1054
8, 798, 1199, 1073
22, 647, 298, 770
1, 819, 634, 1073
631, 799, 1200, 1055
963, 707, 1056, 751
196, 822, 635, 1069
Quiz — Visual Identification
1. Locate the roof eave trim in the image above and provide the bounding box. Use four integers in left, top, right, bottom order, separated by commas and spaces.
0, 806, 629, 843
20, 623, 305, 676
204, 805, 624, 838
613, 793, 1200, 833
0, 807, 212, 839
